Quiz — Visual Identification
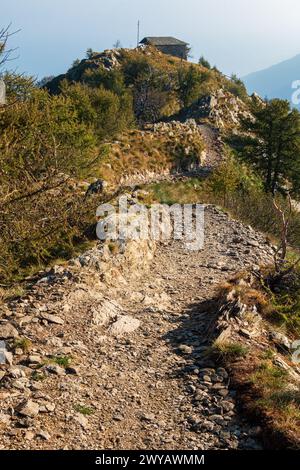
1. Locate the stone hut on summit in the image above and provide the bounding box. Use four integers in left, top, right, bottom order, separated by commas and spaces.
139, 37, 189, 60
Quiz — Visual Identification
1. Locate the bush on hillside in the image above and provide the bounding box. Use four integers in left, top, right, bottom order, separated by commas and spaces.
2, 72, 36, 101
60, 80, 135, 139
122, 55, 174, 123
177, 65, 211, 108
83, 67, 127, 96
0, 88, 102, 283
198, 56, 211, 69
224, 74, 248, 102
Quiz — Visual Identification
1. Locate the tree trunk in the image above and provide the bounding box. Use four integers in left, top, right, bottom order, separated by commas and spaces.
266, 122, 274, 192
271, 139, 283, 194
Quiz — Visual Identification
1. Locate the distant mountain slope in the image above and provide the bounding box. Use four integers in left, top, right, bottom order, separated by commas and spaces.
243, 54, 300, 106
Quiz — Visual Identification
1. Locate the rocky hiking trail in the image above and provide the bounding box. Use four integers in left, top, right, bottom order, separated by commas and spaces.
198, 124, 223, 170
0, 205, 274, 450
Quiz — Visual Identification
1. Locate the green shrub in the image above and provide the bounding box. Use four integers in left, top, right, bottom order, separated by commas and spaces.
60, 81, 135, 140
74, 404, 95, 416
0, 88, 101, 284
123, 55, 173, 123
210, 341, 249, 360
224, 74, 249, 101
49, 355, 72, 368
177, 65, 211, 108
198, 56, 211, 69
250, 361, 300, 434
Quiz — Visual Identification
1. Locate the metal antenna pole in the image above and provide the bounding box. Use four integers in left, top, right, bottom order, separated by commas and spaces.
137, 20, 140, 47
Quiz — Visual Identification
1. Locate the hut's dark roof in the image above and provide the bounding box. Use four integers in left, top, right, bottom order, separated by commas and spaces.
140, 37, 188, 46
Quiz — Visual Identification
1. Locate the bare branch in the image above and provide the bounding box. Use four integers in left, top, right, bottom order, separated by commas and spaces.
272, 194, 292, 269
0, 24, 20, 71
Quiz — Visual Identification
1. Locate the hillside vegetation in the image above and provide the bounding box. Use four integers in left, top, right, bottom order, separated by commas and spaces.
1, 43, 300, 291
0, 45, 248, 285
2, 35, 300, 451
46, 46, 249, 122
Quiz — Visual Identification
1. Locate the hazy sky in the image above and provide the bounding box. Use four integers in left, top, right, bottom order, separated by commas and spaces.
2, 0, 300, 79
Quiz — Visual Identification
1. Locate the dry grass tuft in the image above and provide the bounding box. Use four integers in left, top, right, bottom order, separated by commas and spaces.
209, 340, 249, 361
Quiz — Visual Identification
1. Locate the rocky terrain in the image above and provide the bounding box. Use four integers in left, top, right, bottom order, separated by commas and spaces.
0, 204, 277, 450
1, 47, 299, 450
182, 89, 254, 131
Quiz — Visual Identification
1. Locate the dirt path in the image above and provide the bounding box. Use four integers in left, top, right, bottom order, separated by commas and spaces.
198, 124, 223, 169
0, 206, 273, 450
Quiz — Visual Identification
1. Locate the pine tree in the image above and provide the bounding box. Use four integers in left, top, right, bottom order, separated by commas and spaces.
238, 99, 300, 195
198, 56, 211, 69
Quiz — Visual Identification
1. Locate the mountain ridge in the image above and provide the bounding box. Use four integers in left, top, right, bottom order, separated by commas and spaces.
243, 53, 300, 105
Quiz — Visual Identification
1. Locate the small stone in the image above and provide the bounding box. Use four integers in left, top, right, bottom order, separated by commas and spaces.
113, 414, 124, 421
222, 401, 235, 412
217, 389, 229, 397
140, 412, 155, 422
12, 379, 28, 390
252, 264, 260, 271
9, 367, 26, 379
212, 383, 225, 390
201, 375, 212, 383
211, 373, 223, 383
14, 348, 23, 356
0, 413, 11, 426
0, 323, 19, 339
16, 400, 39, 418
40, 313, 64, 325
109, 315, 140, 336
247, 240, 260, 248
194, 390, 209, 401
28, 355, 41, 364
45, 364, 65, 375
239, 328, 253, 339
19, 316, 33, 326
24, 430, 35, 441
209, 414, 224, 424
30, 382, 44, 391
45, 403, 56, 412
2, 351, 13, 365
178, 344, 193, 354
38, 430, 51, 440
187, 384, 196, 393
47, 337, 63, 348
8, 429, 22, 437
216, 368, 229, 380
91, 300, 121, 327
270, 331, 291, 352
201, 420, 215, 431
74, 414, 89, 429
